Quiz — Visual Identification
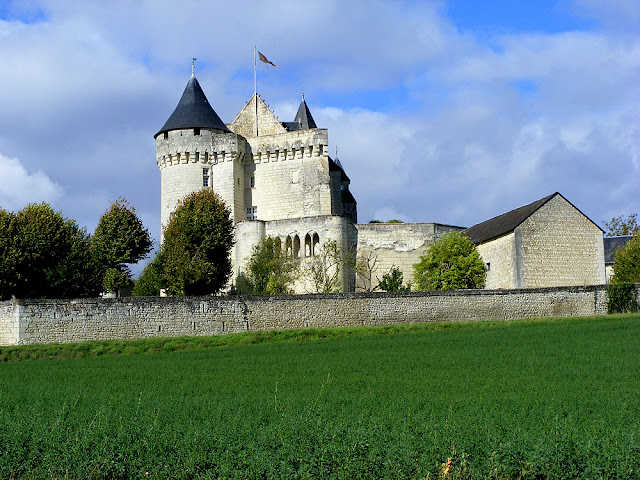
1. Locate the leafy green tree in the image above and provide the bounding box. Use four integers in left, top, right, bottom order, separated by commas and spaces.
378, 266, 411, 292
91, 198, 153, 293
161, 190, 234, 296
604, 214, 639, 237
0, 208, 19, 299
611, 234, 640, 284
413, 232, 486, 291
237, 237, 298, 295
0, 203, 101, 299
132, 254, 165, 296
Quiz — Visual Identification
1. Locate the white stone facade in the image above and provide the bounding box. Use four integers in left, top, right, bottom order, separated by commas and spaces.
476, 195, 605, 289
156, 79, 607, 293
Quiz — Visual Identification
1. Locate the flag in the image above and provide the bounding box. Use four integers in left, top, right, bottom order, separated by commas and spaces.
258, 51, 277, 68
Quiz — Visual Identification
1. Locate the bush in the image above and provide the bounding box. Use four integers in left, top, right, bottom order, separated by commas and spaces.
607, 283, 638, 313
413, 232, 485, 291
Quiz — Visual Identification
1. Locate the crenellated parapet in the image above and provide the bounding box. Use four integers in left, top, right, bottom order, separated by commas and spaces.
156, 129, 247, 171
246, 129, 328, 164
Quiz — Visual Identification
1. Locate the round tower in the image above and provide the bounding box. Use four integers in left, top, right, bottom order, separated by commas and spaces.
155, 75, 245, 236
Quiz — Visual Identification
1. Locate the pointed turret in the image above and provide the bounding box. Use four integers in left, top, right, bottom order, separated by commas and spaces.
293, 94, 317, 130
155, 76, 230, 138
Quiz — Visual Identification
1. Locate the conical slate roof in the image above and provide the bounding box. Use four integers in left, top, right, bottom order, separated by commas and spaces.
155, 76, 230, 137
293, 97, 317, 130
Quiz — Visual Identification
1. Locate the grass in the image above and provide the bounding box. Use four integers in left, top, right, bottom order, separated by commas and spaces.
0, 314, 639, 478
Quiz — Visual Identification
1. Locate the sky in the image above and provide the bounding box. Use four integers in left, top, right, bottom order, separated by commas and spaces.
0, 0, 638, 272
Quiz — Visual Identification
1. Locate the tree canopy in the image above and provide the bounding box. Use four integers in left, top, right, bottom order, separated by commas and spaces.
611, 234, 640, 284
413, 232, 485, 291
236, 237, 298, 295
0, 203, 101, 300
91, 198, 153, 293
604, 214, 639, 237
161, 190, 234, 296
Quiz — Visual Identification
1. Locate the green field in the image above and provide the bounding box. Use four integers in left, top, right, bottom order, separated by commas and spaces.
1, 315, 639, 479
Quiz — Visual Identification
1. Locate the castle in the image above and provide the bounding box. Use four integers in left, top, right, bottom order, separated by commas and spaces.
156, 75, 605, 292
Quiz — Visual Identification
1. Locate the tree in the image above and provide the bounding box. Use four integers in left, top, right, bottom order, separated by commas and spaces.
0, 203, 101, 300
378, 266, 411, 292
413, 232, 486, 291
611, 234, 640, 284
132, 254, 164, 296
604, 214, 639, 237
161, 190, 234, 296
0, 208, 19, 299
303, 240, 355, 293
236, 237, 299, 295
91, 198, 153, 293
355, 251, 379, 292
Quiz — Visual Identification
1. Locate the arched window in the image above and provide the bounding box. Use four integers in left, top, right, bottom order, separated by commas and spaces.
305, 234, 312, 257
285, 236, 293, 258
293, 235, 301, 258
274, 237, 282, 253
312, 233, 320, 256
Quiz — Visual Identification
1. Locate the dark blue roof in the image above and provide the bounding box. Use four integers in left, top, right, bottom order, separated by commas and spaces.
604, 236, 633, 264
155, 76, 229, 137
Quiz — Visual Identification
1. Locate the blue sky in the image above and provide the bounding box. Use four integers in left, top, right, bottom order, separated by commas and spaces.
0, 0, 638, 273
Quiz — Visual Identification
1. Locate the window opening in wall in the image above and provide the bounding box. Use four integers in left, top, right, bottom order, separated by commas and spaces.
305, 234, 312, 257
312, 233, 320, 256
194, 127, 200, 136
246, 206, 258, 221
195, 152, 200, 163
250, 176, 255, 188
205, 151, 209, 163
485, 262, 491, 271
202, 168, 210, 187
285, 236, 293, 257
238, 178, 240, 185
163, 132, 168, 139
293, 235, 301, 258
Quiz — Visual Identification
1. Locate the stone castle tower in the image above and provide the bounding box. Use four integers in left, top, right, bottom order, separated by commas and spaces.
155, 75, 358, 291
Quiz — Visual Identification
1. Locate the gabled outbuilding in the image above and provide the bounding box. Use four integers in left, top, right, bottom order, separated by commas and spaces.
464, 193, 605, 289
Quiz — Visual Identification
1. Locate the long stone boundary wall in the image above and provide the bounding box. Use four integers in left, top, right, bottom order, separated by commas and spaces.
1, 285, 638, 346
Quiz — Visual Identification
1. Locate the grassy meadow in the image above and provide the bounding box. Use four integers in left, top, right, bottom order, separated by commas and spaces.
0, 315, 639, 479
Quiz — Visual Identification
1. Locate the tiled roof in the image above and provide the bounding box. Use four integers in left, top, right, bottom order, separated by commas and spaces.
155, 76, 229, 137
464, 193, 558, 244
292, 97, 317, 130
604, 236, 633, 264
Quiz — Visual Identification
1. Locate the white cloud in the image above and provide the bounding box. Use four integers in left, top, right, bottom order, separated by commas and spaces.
0, 154, 63, 211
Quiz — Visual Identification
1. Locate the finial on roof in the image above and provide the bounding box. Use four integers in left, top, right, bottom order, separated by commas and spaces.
191, 58, 197, 77
301, 87, 304, 101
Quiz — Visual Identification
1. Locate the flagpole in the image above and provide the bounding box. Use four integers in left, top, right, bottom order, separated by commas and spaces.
254, 45, 258, 136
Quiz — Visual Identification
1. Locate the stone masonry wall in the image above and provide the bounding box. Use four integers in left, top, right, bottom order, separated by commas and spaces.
476, 232, 518, 289
355, 223, 465, 290
518, 195, 605, 287
2, 285, 631, 346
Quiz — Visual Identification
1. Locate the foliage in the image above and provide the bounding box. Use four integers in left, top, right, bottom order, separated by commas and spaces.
0, 315, 638, 478
413, 232, 486, 291
102, 268, 132, 294
0, 203, 101, 299
0, 208, 19, 299
161, 190, 234, 296
611, 234, 640, 284
132, 254, 164, 296
604, 213, 639, 236
606, 283, 638, 313
91, 198, 153, 292
378, 266, 411, 292
236, 237, 298, 295
303, 240, 355, 293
